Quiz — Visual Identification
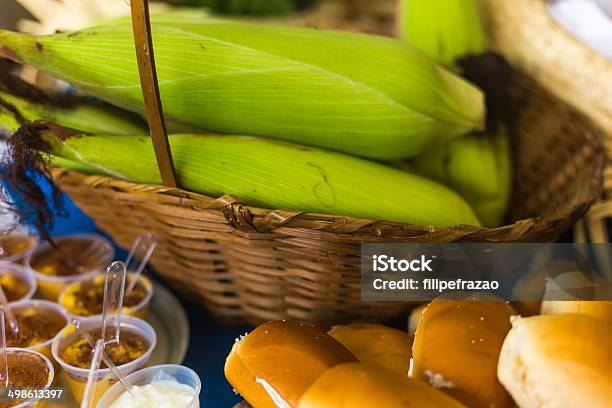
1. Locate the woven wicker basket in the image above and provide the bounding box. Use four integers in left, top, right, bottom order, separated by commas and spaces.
47, 0, 603, 326
52, 71, 603, 325
477, 0, 612, 245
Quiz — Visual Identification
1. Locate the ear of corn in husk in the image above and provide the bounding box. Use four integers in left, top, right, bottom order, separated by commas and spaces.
413, 128, 511, 227
398, 0, 487, 67
0, 90, 147, 135
398, 0, 512, 226
0, 18, 484, 160
0, 87, 145, 175
49, 155, 98, 174
0, 87, 200, 134
31, 128, 481, 227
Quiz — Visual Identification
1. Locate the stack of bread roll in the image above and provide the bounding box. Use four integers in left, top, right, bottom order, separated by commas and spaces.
225, 297, 612, 407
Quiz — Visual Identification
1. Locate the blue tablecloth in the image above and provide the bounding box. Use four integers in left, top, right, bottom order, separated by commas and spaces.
9, 174, 246, 407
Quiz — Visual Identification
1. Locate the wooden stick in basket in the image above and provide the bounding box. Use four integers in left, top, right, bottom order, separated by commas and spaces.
130, 0, 178, 187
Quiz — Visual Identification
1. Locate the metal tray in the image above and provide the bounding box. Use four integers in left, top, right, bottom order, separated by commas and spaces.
50, 280, 190, 407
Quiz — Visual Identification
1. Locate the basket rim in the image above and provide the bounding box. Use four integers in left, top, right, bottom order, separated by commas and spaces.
51, 158, 603, 241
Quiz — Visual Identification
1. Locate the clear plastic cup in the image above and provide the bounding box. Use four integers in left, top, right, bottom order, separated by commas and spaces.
7, 300, 70, 364
0, 231, 38, 265
4, 348, 55, 408
0, 263, 37, 303
58, 273, 154, 320
25, 234, 114, 301
51, 315, 157, 406
96, 365, 201, 408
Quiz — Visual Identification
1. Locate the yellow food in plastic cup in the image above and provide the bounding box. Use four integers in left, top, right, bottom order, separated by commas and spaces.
51, 315, 157, 406
25, 234, 114, 301
0, 232, 38, 264
58, 273, 154, 321
6, 300, 70, 385
0, 263, 37, 303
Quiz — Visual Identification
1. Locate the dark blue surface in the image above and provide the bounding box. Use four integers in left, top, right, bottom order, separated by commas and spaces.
9, 174, 247, 407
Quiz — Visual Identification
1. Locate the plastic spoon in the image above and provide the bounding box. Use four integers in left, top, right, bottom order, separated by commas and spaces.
125, 233, 157, 294
81, 339, 105, 408
101, 261, 127, 345
0, 285, 19, 336
0, 310, 8, 388
72, 320, 136, 398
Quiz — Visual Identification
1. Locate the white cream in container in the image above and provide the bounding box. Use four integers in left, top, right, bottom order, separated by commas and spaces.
109, 380, 196, 408
97, 364, 201, 408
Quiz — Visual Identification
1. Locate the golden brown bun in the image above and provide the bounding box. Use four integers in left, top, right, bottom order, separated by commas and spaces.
412, 297, 515, 408
297, 362, 466, 408
540, 271, 612, 323
327, 324, 412, 376
408, 304, 427, 334
224, 320, 356, 408
541, 300, 612, 323
498, 314, 612, 408
510, 260, 580, 317
512, 260, 579, 301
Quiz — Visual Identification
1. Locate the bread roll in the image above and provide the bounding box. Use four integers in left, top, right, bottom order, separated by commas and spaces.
498, 314, 612, 408
297, 362, 466, 408
512, 259, 578, 300
510, 260, 578, 317
541, 300, 612, 323
224, 320, 356, 408
327, 324, 412, 376
540, 271, 612, 323
412, 297, 515, 408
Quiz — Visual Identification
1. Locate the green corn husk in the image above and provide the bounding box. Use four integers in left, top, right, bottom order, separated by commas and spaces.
399, 0, 487, 67
49, 155, 98, 174
34, 130, 481, 227
0, 17, 484, 160
399, 0, 511, 226
0, 90, 147, 135
0, 89, 201, 134
413, 129, 511, 227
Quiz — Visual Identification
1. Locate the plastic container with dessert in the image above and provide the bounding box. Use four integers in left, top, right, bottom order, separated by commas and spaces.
25, 234, 114, 301
0, 263, 37, 303
4, 300, 70, 363
96, 364, 201, 408
58, 273, 154, 320
0, 348, 55, 408
0, 232, 38, 265
51, 315, 157, 406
